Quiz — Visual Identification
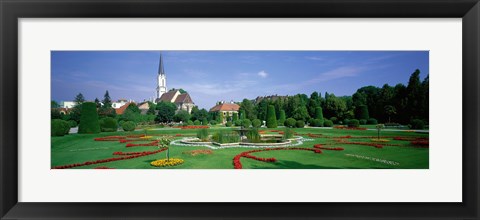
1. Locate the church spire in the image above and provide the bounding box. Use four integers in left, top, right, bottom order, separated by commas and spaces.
158, 53, 165, 75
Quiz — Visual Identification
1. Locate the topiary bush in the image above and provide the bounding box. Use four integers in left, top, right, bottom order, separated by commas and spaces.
122, 121, 136, 132
278, 110, 286, 126
367, 118, 378, 125
242, 119, 252, 128
295, 120, 305, 128
359, 119, 367, 125
285, 118, 297, 128
210, 120, 218, 125
194, 120, 201, 125
311, 119, 323, 127
315, 107, 324, 124
324, 119, 333, 127
410, 119, 426, 129
68, 120, 77, 128
252, 119, 262, 128
51, 119, 70, 136
99, 117, 118, 132
348, 119, 360, 128
266, 105, 277, 128
187, 120, 194, 126
343, 119, 350, 125
226, 121, 233, 127
78, 102, 101, 134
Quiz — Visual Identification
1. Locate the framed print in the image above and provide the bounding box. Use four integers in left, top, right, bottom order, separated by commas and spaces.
1, 0, 479, 219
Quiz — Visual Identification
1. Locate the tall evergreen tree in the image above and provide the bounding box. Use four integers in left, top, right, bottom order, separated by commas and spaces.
266, 105, 277, 128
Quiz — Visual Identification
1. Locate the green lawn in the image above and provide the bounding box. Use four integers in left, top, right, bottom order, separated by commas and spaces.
51, 127, 429, 169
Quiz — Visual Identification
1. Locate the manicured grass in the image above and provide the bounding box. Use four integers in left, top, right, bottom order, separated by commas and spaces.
51, 127, 428, 169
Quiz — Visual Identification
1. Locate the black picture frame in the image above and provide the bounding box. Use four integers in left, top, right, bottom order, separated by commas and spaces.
1, 0, 479, 219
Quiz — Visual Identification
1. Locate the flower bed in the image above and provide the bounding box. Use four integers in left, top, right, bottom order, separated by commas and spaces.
411, 140, 429, 148
126, 140, 160, 147
174, 125, 209, 129
313, 144, 344, 151
333, 126, 367, 130
370, 139, 390, 142
52, 148, 168, 169
94, 166, 114, 169
151, 158, 184, 167
233, 147, 323, 169
182, 149, 213, 156
307, 133, 323, 138
94, 136, 126, 141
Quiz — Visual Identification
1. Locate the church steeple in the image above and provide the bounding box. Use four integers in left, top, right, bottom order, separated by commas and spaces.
156, 52, 167, 102
158, 53, 165, 75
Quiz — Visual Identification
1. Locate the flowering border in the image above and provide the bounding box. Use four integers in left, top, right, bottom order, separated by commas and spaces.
233, 147, 323, 169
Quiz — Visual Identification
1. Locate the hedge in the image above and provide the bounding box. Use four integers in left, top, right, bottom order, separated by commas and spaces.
78, 102, 101, 134
68, 120, 77, 128
359, 119, 367, 125
295, 120, 305, 128
367, 118, 378, 125
225, 121, 233, 127
324, 119, 333, 127
348, 119, 360, 128
410, 119, 426, 129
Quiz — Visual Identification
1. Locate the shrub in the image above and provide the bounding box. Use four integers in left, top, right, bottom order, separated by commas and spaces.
68, 120, 77, 128
367, 118, 378, 125
246, 128, 261, 143
209, 120, 218, 125
187, 120, 194, 126
118, 120, 125, 127
355, 105, 369, 120
283, 127, 294, 139
202, 119, 208, 125
51, 119, 70, 136
285, 118, 296, 128
252, 119, 262, 128
308, 118, 315, 126
234, 120, 242, 126
266, 105, 277, 128
359, 119, 367, 125
295, 120, 305, 128
315, 107, 324, 124
196, 128, 209, 141
242, 119, 252, 128
122, 121, 136, 132
348, 119, 360, 128
410, 119, 426, 129
194, 120, 201, 125
100, 117, 118, 132
226, 121, 233, 127
278, 110, 286, 126
212, 131, 240, 144
330, 117, 338, 124
324, 119, 333, 127
78, 102, 101, 134
343, 119, 350, 125
311, 119, 323, 127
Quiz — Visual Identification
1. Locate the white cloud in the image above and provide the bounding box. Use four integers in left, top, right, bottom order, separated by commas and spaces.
258, 70, 268, 78
305, 56, 325, 61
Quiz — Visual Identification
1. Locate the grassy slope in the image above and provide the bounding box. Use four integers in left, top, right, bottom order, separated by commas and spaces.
51, 127, 428, 169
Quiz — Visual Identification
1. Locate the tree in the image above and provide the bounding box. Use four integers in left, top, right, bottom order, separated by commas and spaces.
239, 99, 256, 120
173, 110, 191, 122
324, 94, 347, 119
51, 109, 62, 119
155, 101, 176, 123
74, 93, 85, 105
292, 105, 309, 122
355, 105, 369, 120
120, 103, 141, 122
384, 105, 396, 123
94, 98, 101, 108
232, 112, 239, 122
278, 110, 286, 126
239, 110, 246, 120
51, 100, 60, 108
78, 102, 101, 134
218, 112, 224, 124
266, 105, 277, 128
255, 99, 268, 121
147, 104, 156, 115
98, 90, 116, 118
307, 92, 320, 118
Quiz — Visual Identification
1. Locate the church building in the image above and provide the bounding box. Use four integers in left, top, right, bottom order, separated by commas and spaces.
154, 53, 195, 113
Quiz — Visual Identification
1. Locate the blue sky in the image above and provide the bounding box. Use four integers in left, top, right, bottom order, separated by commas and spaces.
51, 51, 429, 109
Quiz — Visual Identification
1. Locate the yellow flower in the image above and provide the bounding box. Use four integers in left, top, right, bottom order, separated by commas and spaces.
150, 158, 184, 167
